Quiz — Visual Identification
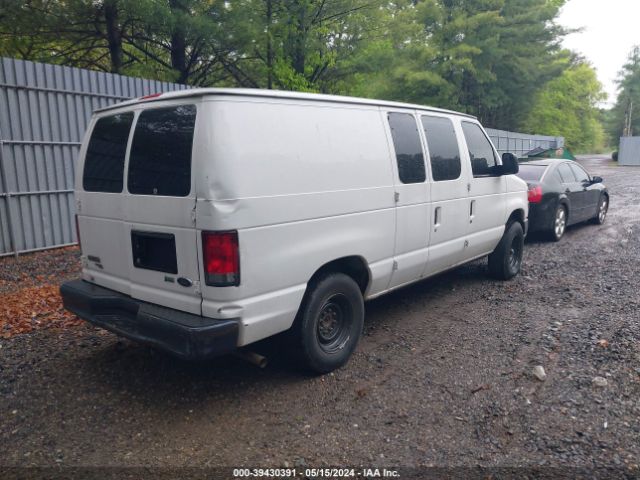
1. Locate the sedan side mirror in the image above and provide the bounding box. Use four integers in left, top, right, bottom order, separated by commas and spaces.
591, 175, 603, 184
500, 152, 519, 175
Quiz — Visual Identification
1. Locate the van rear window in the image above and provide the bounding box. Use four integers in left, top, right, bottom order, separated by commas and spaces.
128, 105, 196, 197
83, 113, 133, 193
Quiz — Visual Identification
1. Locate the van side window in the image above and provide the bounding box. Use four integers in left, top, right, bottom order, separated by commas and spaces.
461, 122, 498, 177
128, 104, 196, 197
557, 163, 576, 183
387, 113, 426, 184
83, 112, 133, 193
421, 116, 461, 181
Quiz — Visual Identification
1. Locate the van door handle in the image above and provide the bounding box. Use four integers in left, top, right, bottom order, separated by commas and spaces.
434, 206, 441, 231
469, 200, 475, 223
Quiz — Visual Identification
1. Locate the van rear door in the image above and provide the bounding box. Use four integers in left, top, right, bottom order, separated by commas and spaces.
78, 101, 202, 315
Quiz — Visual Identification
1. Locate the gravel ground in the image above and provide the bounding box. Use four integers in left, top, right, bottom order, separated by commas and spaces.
0, 246, 80, 295
1, 155, 639, 474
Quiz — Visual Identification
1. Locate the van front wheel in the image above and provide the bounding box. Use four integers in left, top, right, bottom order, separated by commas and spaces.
293, 273, 364, 374
488, 221, 524, 280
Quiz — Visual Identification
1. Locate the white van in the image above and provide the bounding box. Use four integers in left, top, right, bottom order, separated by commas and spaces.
61, 89, 528, 373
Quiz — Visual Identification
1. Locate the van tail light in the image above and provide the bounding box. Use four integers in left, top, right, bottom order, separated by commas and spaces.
75, 214, 81, 250
202, 231, 240, 287
528, 185, 543, 204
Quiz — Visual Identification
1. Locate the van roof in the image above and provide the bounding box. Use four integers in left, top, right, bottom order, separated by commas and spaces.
95, 88, 477, 119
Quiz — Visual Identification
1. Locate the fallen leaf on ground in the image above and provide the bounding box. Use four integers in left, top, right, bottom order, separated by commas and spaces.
1, 284, 82, 338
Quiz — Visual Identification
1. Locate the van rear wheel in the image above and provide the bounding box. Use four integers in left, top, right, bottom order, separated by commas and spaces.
488, 221, 524, 280
293, 273, 364, 374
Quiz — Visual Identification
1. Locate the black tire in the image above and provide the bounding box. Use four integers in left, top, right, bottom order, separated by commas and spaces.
292, 273, 364, 374
488, 221, 524, 280
591, 194, 608, 225
547, 204, 567, 242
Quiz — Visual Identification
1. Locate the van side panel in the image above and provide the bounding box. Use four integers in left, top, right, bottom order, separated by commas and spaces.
504, 175, 529, 224
197, 99, 396, 345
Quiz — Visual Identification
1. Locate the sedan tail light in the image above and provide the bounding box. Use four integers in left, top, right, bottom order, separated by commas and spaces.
202, 231, 240, 286
528, 185, 543, 204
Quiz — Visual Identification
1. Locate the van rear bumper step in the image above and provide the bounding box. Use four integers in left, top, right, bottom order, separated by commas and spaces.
60, 279, 238, 360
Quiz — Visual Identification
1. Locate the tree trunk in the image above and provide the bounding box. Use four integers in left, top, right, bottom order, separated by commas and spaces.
266, 0, 273, 89
104, 0, 123, 74
169, 0, 188, 83
284, 2, 306, 76
291, 9, 306, 75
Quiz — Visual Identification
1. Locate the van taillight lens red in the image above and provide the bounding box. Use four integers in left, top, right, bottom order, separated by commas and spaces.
202, 231, 239, 286
528, 185, 543, 203
75, 214, 81, 249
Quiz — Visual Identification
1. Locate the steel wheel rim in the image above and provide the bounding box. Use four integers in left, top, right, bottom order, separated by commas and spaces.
316, 294, 352, 353
599, 198, 608, 223
508, 235, 522, 271
555, 208, 566, 238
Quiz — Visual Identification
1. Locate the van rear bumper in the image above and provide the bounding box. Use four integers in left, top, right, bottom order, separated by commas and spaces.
60, 279, 238, 360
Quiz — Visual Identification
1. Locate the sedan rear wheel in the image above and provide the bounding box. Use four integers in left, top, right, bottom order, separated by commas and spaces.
550, 204, 567, 242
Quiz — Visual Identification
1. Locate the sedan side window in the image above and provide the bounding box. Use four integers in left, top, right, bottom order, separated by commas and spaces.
557, 163, 576, 183
461, 122, 499, 177
553, 170, 564, 184
570, 164, 590, 183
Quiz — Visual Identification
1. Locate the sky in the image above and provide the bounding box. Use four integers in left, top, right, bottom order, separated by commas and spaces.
558, 0, 640, 106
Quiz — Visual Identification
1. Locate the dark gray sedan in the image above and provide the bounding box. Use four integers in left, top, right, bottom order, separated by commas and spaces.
517, 159, 608, 241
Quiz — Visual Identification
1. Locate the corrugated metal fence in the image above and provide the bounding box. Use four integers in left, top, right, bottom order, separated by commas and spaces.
618, 137, 640, 166
0, 57, 565, 257
0, 57, 189, 257
486, 128, 563, 157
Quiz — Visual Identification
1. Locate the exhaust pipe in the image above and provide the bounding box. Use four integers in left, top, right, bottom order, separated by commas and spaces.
234, 350, 268, 369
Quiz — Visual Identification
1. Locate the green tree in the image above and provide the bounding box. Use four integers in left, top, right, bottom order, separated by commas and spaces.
1, 0, 606, 147
343, 0, 568, 131
222, 0, 381, 91
0, 0, 142, 73
523, 60, 606, 152
609, 46, 640, 140
123, 0, 236, 85
477, 0, 568, 129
